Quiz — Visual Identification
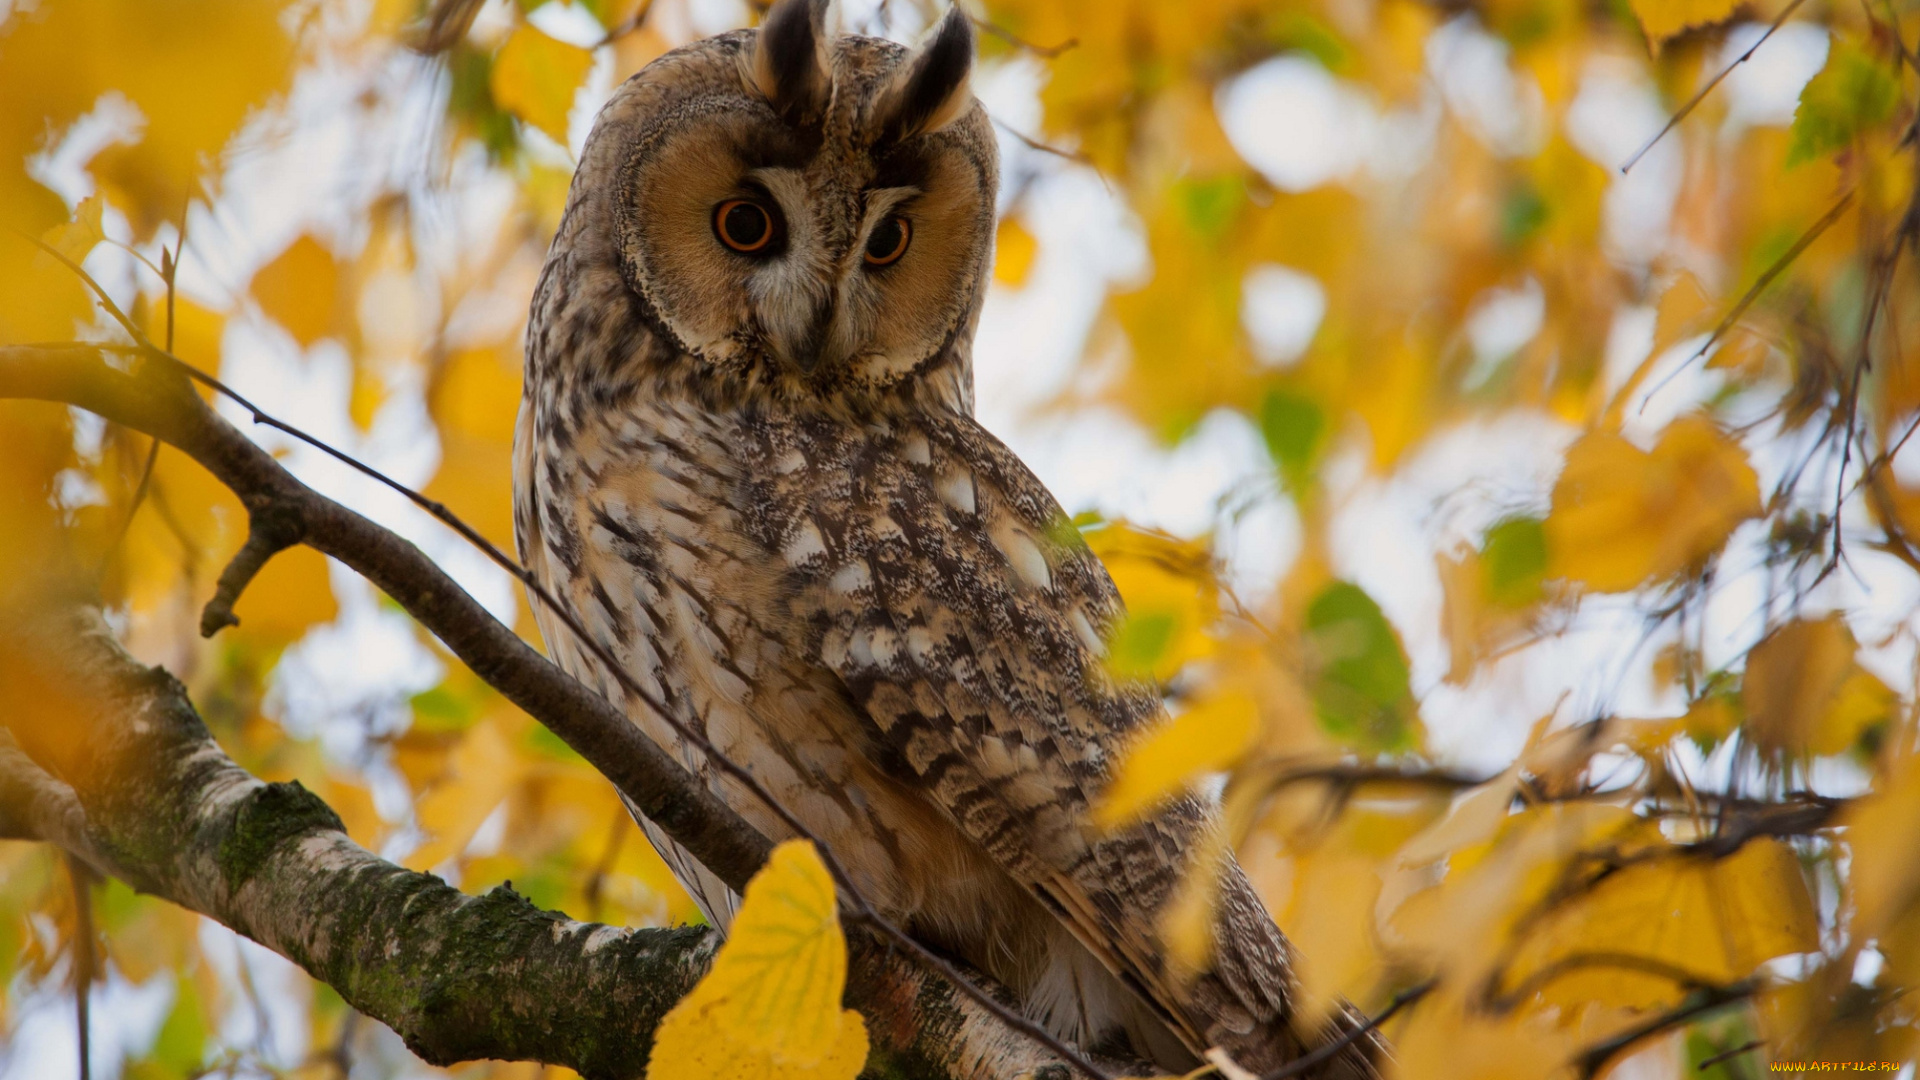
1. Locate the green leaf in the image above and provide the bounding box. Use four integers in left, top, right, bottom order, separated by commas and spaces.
1268, 13, 1350, 72
1500, 182, 1549, 248
525, 720, 585, 763
1259, 388, 1325, 491
1108, 611, 1178, 678
410, 685, 478, 733
1481, 515, 1547, 607
446, 43, 521, 163
1176, 176, 1244, 240
1305, 581, 1417, 753
150, 974, 207, 1077
1788, 38, 1898, 166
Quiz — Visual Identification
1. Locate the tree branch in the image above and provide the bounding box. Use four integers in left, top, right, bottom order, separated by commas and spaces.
0, 604, 1098, 1079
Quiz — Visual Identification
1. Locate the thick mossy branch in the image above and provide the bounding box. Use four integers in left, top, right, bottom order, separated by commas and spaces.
1, 605, 718, 1077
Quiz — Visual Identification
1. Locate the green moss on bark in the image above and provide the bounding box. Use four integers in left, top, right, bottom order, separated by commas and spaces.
216, 780, 345, 892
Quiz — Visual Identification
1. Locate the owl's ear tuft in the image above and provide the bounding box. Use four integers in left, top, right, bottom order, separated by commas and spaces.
749, 0, 833, 126
874, 5, 974, 143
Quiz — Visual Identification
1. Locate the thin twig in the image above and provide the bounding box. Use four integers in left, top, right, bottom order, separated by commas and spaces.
1697, 1039, 1763, 1070
413, 0, 486, 54
1259, 981, 1434, 1080
199, 504, 304, 636
971, 15, 1077, 58
96, 210, 187, 581
16, 233, 1117, 1080
1636, 189, 1855, 411
993, 116, 1097, 169
596, 0, 657, 48
97, 436, 161, 581
1620, 0, 1811, 174
1575, 981, 1756, 1078
68, 855, 94, 1080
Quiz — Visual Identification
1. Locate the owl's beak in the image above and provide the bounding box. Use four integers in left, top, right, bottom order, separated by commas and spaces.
773, 299, 838, 375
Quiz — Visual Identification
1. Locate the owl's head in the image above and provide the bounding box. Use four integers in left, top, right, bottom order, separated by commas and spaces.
548, 0, 996, 411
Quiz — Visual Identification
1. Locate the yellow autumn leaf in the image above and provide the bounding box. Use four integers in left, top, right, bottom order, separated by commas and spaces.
1546, 416, 1760, 592
251, 234, 341, 348
1246, 828, 1397, 1024
1628, 0, 1742, 50
1095, 689, 1258, 827
0, 0, 296, 236
1506, 839, 1817, 1012
1682, 694, 1739, 745
1395, 767, 1519, 867
993, 217, 1038, 287
648, 840, 869, 1080
1084, 522, 1218, 682
1653, 271, 1714, 356
1743, 615, 1897, 757
423, 345, 524, 549
42, 193, 106, 265
1841, 751, 1920, 944
1390, 984, 1577, 1080
1434, 541, 1540, 686
405, 719, 524, 871
229, 544, 338, 643
165, 298, 226, 377
1388, 803, 1646, 982
491, 25, 594, 146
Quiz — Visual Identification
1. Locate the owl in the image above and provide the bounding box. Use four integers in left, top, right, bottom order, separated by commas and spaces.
511, 1, 1373, 1073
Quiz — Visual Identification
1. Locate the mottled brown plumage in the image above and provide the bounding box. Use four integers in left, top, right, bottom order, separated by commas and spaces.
511, 3, 1374, 1073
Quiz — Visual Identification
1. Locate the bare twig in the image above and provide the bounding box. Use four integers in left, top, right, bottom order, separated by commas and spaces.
1636, 190, 1855, 411
1575, 981, 1757, 1078
198, 504, 303, 636
1697, 1039, 1764, 1070
1620, 0, 1811, 174
971, 15, 1078, 58
69, 854, 94, 1080
993, 116, 1097, 169
412, 0, 486, 54
1489, 952, 1720, 1013
1260, 982, 1434, 1080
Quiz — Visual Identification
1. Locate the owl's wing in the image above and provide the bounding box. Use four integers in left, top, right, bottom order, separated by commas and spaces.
775, 417, 1305, 1065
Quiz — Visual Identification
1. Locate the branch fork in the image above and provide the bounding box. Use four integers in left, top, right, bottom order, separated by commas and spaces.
199, 500, 306, 637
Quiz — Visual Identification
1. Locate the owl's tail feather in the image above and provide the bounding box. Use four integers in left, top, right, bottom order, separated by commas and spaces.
1186, 859, 1383, 1078
1044, 851, 1381, 1079
622, 793, 742, 933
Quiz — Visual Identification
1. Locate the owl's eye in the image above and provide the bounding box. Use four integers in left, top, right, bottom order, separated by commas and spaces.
714, 200, 777, 254
863, 216, 911, 266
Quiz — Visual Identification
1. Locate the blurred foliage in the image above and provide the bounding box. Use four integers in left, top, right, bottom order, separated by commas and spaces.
4, 0, 1920, 1075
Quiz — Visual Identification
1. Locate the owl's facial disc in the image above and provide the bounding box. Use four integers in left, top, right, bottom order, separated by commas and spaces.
615, 3, 994, 396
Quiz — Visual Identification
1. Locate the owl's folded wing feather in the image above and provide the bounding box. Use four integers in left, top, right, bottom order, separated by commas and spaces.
779, 417, 1311, 1067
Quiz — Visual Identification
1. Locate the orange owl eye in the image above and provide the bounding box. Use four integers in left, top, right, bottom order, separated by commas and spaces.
714, 200, 776, 253
863, 216, 911, 266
